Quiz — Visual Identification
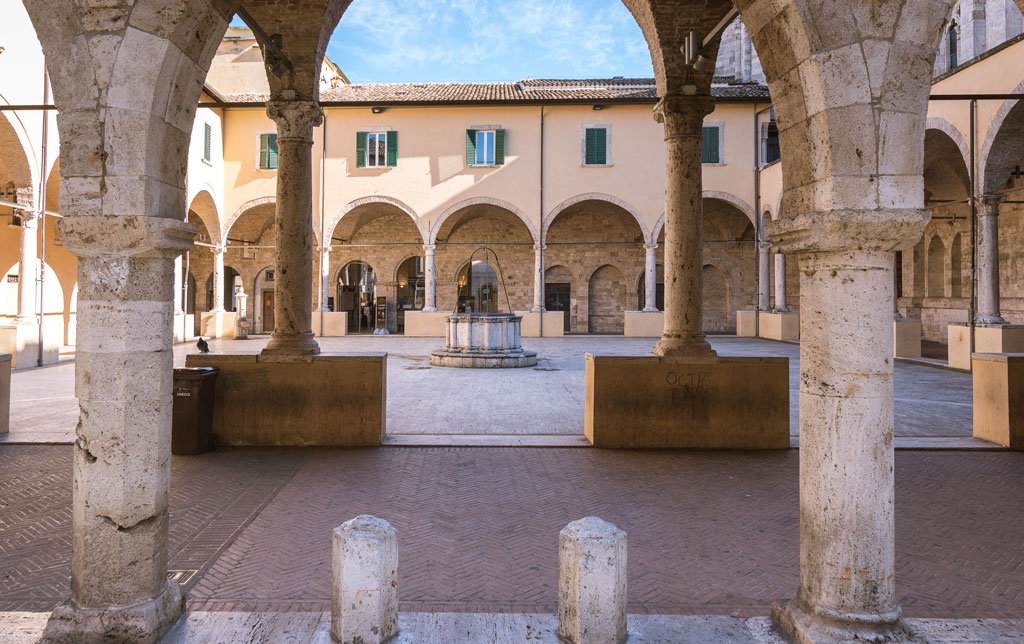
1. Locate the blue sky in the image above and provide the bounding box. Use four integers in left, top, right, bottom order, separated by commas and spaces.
234, 0, 654, 83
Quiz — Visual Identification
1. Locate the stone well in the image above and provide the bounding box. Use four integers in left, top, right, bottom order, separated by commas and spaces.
430, 313, 538, 368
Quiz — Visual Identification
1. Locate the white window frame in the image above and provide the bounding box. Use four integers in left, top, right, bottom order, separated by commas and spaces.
580, 123, 613, 167
476, 130, 496, 166
702, 122, 725, 166
364, 131, 389, 168
255, 129, 277, 171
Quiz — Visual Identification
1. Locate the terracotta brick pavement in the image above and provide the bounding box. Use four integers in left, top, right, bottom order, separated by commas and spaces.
1, 446, 1022, 618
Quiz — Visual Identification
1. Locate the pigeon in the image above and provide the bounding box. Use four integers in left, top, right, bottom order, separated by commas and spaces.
196, 337, 210, 354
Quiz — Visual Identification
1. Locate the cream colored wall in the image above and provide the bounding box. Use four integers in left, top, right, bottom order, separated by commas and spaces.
187, 104, 226, 235
220, 100, 766, 243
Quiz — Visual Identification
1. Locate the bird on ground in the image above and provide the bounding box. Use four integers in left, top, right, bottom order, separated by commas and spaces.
196, 337, 210, 353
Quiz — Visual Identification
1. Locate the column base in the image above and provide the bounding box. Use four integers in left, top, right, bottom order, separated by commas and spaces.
651, 334, 717, 360
948, 323, 1024, 370
41, 579, 184, 644
736, 310, 760, 337
772, 599, 916, 644
760, 311, 800, 341
893, 319, 921, 358
261, 332, 321, 360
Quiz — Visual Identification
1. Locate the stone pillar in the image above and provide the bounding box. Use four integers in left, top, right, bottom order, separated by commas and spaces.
652, 94, 716, 359
42, 216, 194, 643
211, 246, 226, 313
532, 243, 545, 312
423, 244, 437, 312
558, 517, 627, 644
758, 241, 771, 311
643, 243, 658, 312
15, 210, 38, 325
976, 195, 1006, 325
319, 245, 331, 312
773, 252, 789, 312
769, 210, 927, 643
332, 515, 398, 644
262, 100, 323, 357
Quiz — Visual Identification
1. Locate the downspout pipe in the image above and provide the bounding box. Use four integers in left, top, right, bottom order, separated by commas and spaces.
538, 105, 544, 337
36, 68, 49, 367
969, 98, 977, 357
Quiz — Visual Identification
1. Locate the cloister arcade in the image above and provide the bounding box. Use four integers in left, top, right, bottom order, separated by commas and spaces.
6, 0, 1024, 642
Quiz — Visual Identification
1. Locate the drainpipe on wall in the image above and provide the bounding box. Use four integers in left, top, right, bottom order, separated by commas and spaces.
538, 105, 545, 337
968, 98, 977, 356
36, 67, 49, 367
752, 103, 772, 340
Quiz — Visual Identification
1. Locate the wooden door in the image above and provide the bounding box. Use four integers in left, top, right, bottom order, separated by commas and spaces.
262, 290, 275, 333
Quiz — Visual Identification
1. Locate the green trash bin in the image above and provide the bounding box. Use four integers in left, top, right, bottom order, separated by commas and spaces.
172, 367, 218, 455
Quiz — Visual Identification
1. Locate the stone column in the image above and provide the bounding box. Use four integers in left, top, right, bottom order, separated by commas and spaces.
532, 243, 545, 312
652, 94, 716, 359
211, 246, 226, 313
558, 517, 627, 644
332, 515, 399, 644
643, 243, 658, 312
769, 210, 927, 643
262, 100, 323, 357
15, 209, 38, 324
976, 195, 1006, 325
42, 216, 194, 643
773, 252, 789, 312
423, 244, 437, 312
758, 241, 771, 311
319, 245, 331, 312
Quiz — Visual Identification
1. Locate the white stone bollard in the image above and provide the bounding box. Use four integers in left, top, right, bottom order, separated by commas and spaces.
331, 515, 398, 644
558, 517, 628, 644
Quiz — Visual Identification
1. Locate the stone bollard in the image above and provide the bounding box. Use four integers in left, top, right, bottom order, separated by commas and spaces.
332, 515, 398, 644
558, 517, 628, 644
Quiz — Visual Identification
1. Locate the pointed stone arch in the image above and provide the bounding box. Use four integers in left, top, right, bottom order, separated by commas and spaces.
325, 195, 425, 244
543, 193, 648, 244
979, 77, 1024, 194
187, 189, 222, 245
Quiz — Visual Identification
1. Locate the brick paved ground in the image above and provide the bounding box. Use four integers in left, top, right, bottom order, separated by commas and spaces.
1, 445, 1021, 618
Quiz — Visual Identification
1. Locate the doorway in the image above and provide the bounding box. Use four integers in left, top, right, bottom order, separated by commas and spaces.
261, 290, 275, 333
545, 283, 571, 333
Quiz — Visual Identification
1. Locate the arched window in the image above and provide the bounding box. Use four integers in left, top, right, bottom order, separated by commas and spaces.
456, 260, 499, 313
948, 21, 959, 69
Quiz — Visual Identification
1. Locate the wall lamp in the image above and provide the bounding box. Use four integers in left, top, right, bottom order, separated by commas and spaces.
371, 106, 384, 114
592, 104, 605, 110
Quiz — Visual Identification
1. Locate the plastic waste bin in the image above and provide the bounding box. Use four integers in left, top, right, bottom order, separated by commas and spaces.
172, 366, 218, 455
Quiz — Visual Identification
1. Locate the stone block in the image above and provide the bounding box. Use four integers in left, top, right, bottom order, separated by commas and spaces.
184, 353, 386, 446
736, 310, 758, 337
972, 353, 1024, 450
199, 312, 236, 339
0, 353, 9, 435
312, 311, 347, 337
584, 354, 790, 449
948, 323, 1024, 370
0, 323, 59, 369
558, 517, 627, 644
331, 515, 398, 644
623, 311, 664, 337
894, 319, 922, 358
402, 311, 448, 337
760, 312, 799, 341
515, 311, 564, 338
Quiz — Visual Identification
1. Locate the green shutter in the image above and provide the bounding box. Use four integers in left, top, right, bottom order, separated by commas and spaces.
701, 126, 719, 164
266, 133, 278, 169
386, 131, 398, 167
203, 123, 212, 161
259, 133, 269, 169
594, 127, 607, 165
356, 131, 367, 168
495, 129, 506, 165
585, 128, 597, 165
466, 129, 477, 166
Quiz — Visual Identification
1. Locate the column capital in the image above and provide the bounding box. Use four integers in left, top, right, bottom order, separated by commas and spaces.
644, 242, 658, 251
534, 243, 547, 252
653, 93, 715, 140
978, 194, 1006, 217
212, 245, 226, 256
17, 209, 39, 225
423, 244, 437, 253
321, 244, 333, 254
266, 100, 323, 142
60, 215, 196, 259
767, 208, 929, 255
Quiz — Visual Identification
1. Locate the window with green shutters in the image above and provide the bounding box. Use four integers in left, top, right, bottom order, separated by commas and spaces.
356, 131, 397, 168
701, 125, 721, 164
259, 133, 278, 169
584, 127, 608, 165
466, 129, 505, 166
203, 123, 212, 162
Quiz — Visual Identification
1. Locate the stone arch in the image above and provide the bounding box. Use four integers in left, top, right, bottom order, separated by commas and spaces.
0, 105, 36, 191
926, 117, 971, 180
225, 197, 275, 241
429, 197, 538, 245
543, 193, 648, 244
651, 191, 754, 242
924, 123, 972, 202
188, 189, 222, 245
326, 195, 426, 245
979, 77, 1024, 194
927, 235, 946, 297
587, 264, 627, 334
